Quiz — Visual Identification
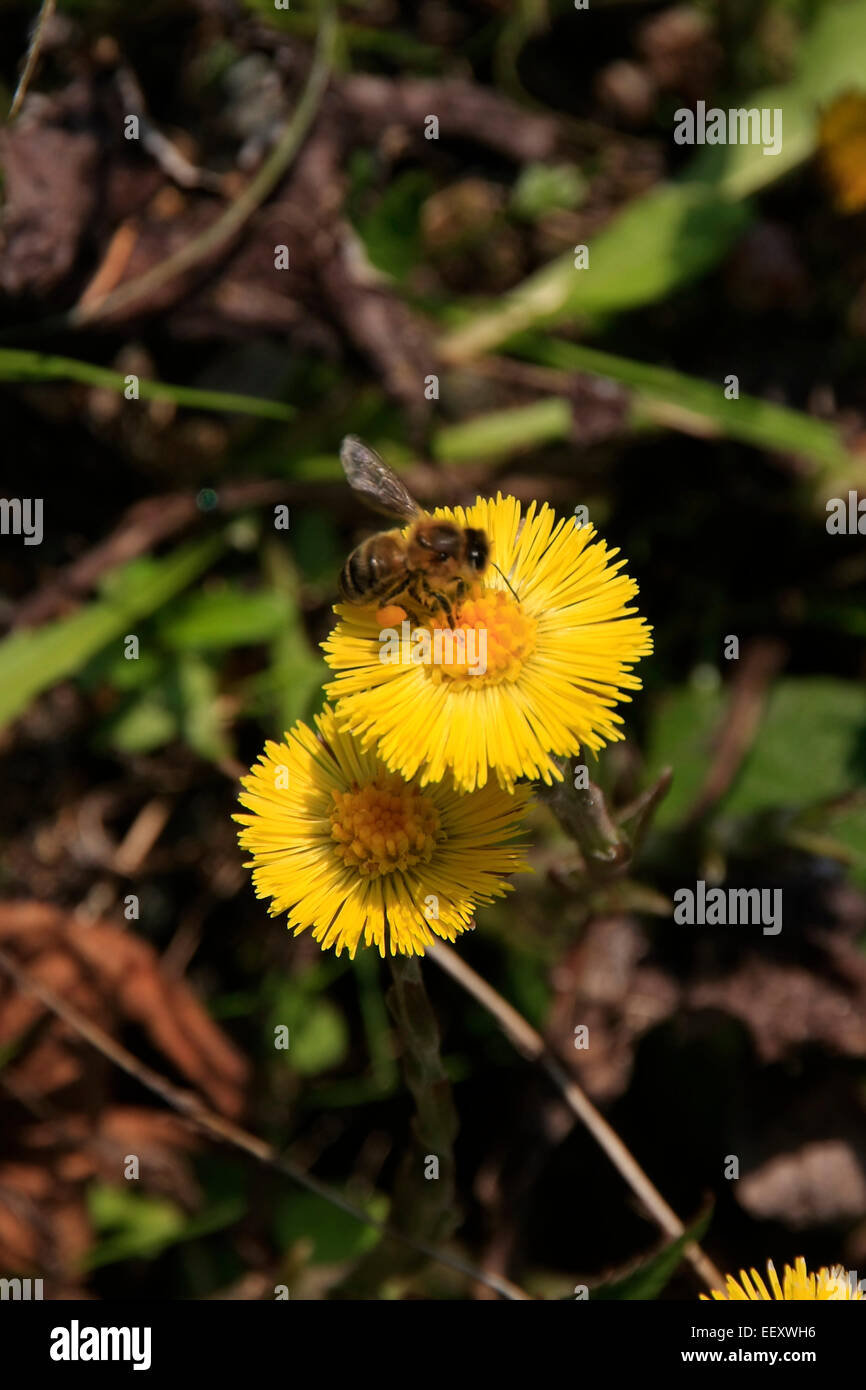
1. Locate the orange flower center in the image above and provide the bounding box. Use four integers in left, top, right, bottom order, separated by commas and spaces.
330, 773, 440, 878
429, 587, 537, 688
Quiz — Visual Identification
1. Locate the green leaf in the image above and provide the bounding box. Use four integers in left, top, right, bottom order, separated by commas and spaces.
99, 690, 178, 755
0, 349, 295, 420
682, 1, 866, 200
812, 796, 866, 889
272, 1190, 386, 1266
101, 652, 233, 763
796, 0, 866, 104
172, 653, 233, 764
157, 585, 289, 650
589, 1207, 713, 1299
517, 336, 854, 475
355, 170, 433, 281
290, 509, 342, 589
293, 998, 350, 1075
0, 535, 224, 734
558, 183, 749, 317
439, 183, 751, 358
266, 956, 350, 1077
644, 681, 726, 828
271, 988, 349, 1076
260, 542, 327, 734
724, 679, 866, 816
80, 644, 165, 693
683, 85, 814, 201
503, 949, 551, 1030
84, 1183, 243, 1270
439, 0, 866, 361
510, 162, 587, 221
433, 397, 573, 462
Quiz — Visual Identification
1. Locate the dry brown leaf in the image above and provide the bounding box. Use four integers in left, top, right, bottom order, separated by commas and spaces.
0, 900, 248, 1115
0, 900, 250, 1280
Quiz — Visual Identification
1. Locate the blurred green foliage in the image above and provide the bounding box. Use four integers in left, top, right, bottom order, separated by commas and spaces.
2, 0, 866, 1303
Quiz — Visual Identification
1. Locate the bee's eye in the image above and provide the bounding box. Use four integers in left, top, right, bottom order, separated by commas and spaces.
465, 529, 489, 571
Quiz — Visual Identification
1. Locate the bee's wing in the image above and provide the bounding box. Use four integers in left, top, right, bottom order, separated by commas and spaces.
340, 436, 422, 523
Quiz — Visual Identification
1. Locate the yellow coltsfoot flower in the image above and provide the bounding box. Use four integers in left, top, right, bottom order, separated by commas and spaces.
235, 704, 531, 958
700, 1257, 864, 1301
323, 494, 653, 793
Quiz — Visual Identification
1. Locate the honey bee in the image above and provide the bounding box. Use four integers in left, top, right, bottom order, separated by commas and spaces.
338, 436, 491, 624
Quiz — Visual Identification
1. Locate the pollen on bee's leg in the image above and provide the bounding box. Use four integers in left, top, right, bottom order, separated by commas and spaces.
376, 603, 407, 627
428, 589, 454, 628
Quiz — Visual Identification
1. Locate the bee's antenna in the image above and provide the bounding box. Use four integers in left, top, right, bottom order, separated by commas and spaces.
492, 562, 519, 601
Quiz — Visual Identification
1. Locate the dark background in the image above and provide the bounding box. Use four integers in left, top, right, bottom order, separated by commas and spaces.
0, 0, 865, 1300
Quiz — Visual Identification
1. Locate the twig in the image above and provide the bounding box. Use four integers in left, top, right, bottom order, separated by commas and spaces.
113, 64, 224, 192
68, 0, 338, 326
8, 0, 56, 121
112, 798, 172, 876
0, 945, 530, 1301
426, 939, 726, 1295
339, 73, 559, 163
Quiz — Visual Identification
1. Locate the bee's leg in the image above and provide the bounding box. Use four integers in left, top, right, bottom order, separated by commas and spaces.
423, 582, 454, 628
375, 579, 411, 606
440, 596, 455, 629
403, 576, 432, 625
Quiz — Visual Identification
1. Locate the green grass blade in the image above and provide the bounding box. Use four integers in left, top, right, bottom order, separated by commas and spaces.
433, 397, 573, 462
439, 0, 866, 361
516, 337, 856, 475
0, 349, 295, 421
439, 184, 750, 361
0, 535, 224, 733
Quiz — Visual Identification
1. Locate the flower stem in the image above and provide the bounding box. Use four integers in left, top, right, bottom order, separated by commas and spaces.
538, 764, 630, 879
537, 756, 673, 881
335, 953, 460, 1297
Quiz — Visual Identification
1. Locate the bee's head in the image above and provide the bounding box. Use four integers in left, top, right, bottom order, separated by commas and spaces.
417, 523, 463, 558
465, 528, 489, 574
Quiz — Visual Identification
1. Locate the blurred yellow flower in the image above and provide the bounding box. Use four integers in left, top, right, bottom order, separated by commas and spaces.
323, 494, 652, 793
235, 705, 530, 958
700, 1257, 864, 1301
819, 92, 866, 214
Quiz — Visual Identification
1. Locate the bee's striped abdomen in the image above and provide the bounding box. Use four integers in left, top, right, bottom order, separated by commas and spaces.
340, 546, 368, 601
